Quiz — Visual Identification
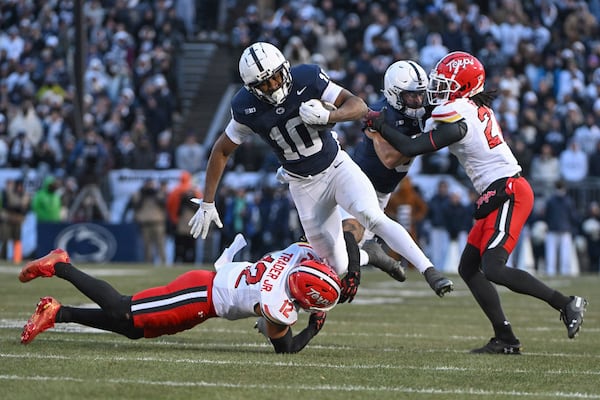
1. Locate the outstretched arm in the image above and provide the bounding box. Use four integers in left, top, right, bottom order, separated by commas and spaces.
189, 132, 238, 239
365, 109, 467, 157
203, 132, 239, 203
257, 306, 327, 354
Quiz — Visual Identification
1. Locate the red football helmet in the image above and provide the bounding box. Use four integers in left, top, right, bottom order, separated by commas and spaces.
288, 260, 341, 312
427, 51, 485, 105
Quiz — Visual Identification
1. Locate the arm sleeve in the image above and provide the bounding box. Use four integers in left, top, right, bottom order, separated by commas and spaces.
343, 231, 360, 274
270, 324, 319, 354
379, 120, 467, 157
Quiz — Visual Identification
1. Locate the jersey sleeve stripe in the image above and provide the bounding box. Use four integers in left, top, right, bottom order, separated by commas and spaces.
432, 110, 462, 123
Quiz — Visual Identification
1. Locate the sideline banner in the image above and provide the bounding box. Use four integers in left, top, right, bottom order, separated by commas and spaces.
36, 222, 142, 262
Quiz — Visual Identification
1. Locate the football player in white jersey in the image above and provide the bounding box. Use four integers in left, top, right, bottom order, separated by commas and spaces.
189, 42, 453, 302
366, 51, 588, 354
18, 237, 341, 354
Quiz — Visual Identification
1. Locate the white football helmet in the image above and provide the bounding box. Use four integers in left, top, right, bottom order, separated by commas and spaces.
239, 42, 292, 106
383, 60, 428, 118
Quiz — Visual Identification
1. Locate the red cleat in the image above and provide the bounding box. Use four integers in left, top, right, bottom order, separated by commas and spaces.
21, 297, 61, 344
18, 249, 70, 283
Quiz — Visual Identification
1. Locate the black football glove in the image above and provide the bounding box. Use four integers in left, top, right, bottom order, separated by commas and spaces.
309, 311, 327, 334
339, 270, 361, 303
365, 107, 387, 132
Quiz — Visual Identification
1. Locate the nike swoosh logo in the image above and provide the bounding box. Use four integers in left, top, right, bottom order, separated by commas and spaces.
333, 161, 344, 168
297, 87, 307, 95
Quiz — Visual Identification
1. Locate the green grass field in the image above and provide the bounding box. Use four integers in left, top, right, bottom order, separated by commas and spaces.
1, 262, 598, 400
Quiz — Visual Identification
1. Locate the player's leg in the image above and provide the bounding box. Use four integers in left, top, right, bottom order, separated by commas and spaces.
333, 154, 452, 295
130, 270, 217, 337
341, 210, 405, 282
287, 177, 349, 275
20, 250, 142, 343
478, 179, 587, 339
457, 243, 521, 354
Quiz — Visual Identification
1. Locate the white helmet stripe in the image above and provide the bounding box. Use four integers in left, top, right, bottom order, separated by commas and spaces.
295, 265, 341, 295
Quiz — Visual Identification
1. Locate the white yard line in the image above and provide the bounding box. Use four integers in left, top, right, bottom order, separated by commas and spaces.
0, 374, 598, 398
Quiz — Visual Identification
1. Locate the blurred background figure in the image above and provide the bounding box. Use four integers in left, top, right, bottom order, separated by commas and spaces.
543, 180, 581, 276
123, 178, 167, 265
580, 201, 600, 274
67, 129, 110, 222
166, 171, 202, 264
31, 176, 62, 223
1, 179, 30, 263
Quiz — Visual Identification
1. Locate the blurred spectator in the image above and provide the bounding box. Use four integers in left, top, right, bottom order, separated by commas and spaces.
445, 191, 473, 244
31, 176, 62, 222
509, 137, 533, 178
131, 134, 156, 169
1, 179, 30, 263
175, 133, 205, 173
314, 17, 347, 66
419, 32, 448, 73
8, 98, 43, 146
67, 129, 110, 221
363, 6, 400, 56
572, 114, 600, 157
426, 179, 451, 272
588, 140, 600, 178
0, 134, 8, 167
530, 143, 560, 196
559, 140, 588, 183
543, 180, 580, 276
283, 36, 311, 66
580, 201, 600, 274
154, 129, 175, 170
222, 187, 260, 260
166, 171, 202, 264
385, 177, 428, 246
123, 178, 167, 265
8, 131, 35, 168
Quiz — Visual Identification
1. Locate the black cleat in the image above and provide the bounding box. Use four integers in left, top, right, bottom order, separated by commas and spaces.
470, 337, 522, 354
423, 267, 454, 297
362, 240, 406, 282
560, 296, 588, 339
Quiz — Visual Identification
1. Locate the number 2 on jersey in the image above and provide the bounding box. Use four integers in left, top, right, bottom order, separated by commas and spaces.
479, 106, 502, 149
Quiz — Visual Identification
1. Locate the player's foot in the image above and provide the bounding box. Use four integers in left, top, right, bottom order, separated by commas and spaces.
423, 267, 454, 297
19, 249, 70, 283
21, 297, 61, 344
362, 240, 406, 282
470, 337, 522, 354
561, 296, 588, 339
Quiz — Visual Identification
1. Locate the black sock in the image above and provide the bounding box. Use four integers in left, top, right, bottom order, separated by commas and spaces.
493, 321, 519, 343
54, 262, 130, 316
57, 306, 143, 339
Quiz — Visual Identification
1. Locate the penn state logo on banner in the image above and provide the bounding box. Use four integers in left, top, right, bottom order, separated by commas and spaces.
55, 223, 118, 262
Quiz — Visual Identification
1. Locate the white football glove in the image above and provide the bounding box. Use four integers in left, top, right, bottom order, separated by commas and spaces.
188, 199, 223, 239
299, 99, 330, 126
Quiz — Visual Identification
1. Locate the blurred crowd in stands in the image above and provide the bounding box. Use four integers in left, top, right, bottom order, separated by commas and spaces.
1, 0, 600, 274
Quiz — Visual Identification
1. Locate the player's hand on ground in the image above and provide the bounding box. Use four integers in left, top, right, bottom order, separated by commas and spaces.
365, 107, 387, 133
299, 99, 331, 126
339, 270, 360, 303
188, 199, 223, 239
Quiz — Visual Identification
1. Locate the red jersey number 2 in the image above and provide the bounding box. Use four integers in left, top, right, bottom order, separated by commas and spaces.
279, 299, 294, 318
479, 106, 502, 149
